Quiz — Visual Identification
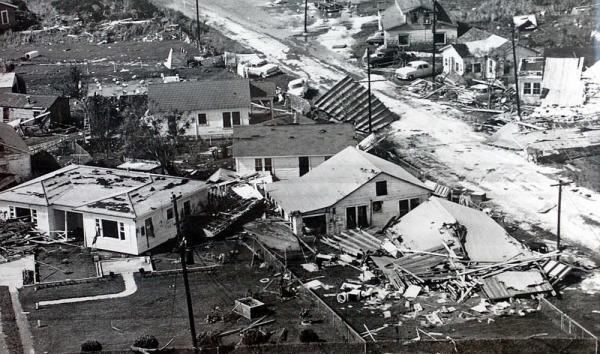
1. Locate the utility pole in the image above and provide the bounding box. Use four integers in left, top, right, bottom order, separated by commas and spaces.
172, 193, 198, 350
511, 22, 522, 119
304, 0, 308, 35
367, 46, 373, 133
551, 180, 571, 259
195, 0, 201, 53
431, 0, 437, 85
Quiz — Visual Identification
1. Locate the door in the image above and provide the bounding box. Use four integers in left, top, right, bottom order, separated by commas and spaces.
449, 57, 455, 73
2, 107, 9, 123
346, 207, 356, 229
357, 205, 368, 228
298, 156, 309, 176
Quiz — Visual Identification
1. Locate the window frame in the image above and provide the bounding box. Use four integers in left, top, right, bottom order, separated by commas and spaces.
532, 82, 541, 95
255, 158, 263, 172
433, 32, 446, 45
0, 10, 9, 25
145, 217, 155, 238
197, 113, 207, 125
264, 158, 272, 173
375, 181, 388, 196
523, 82, 532, 95
167, 207, 174, 220
100, 219, 119, 239
222, 112, 232, 128
473, 63, 482, 73
232, 111, 241, 126
372, 201, 383, 213
398, 34, 410, 46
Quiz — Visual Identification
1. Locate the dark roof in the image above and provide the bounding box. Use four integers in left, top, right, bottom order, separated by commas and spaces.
232, 123, 355, 158
0, 93, 58, 109
544, 47, 599, 67
450, 43, 472, 57
250, 81, 276, 99
457, 27, 494, 42
314, 75, 398, 133
148, 79, 251, 113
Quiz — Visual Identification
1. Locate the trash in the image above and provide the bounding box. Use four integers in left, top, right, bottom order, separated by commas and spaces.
359, 270, 376, 282
339, 254, 357, 264
413, 303, 423, 312
471, 300, 490, 313
383, 311, 391, 318
425, 311, 443, 326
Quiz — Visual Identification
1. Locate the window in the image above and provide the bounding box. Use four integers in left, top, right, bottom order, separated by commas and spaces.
184, 200, 191, 216
372, 201, 383, 213
423, 13, 431, 25
434, 32, 446, 45
533, 82, 541, 95
31, 209, 38, 227
232, 111, 241, 126
410, 12, 419, 24
197, 113, 207, 125
101, 219, 119, 239
398, 34, 409, 46
264, 158, 272, 173
455, 62, 460, 72
0, 10, 8, 25
375, 181, 387, 196
466, 64, 473, 73
255, 158, 263, 172
145, 217, 155, 238
2, 107, 9, 123
167, 207, 174, 220
222, 112, 232, 128
523, 82, 532, 95
118, 222, 125, 240
399, 198, 420, 217
473, 63, 482, 73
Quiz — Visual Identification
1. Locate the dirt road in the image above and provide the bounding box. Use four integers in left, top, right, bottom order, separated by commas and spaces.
156, 0, 600, 254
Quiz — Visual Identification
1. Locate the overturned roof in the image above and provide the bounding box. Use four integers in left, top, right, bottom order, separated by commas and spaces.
314, 76, 398, 133
542, 57, 585, 107
0, 93, 58, 110
388, 197, 531, 263
266, 147, 428, 214
0, 165, 207, 218
148, 79, 251, 113
232, 123, 355, 158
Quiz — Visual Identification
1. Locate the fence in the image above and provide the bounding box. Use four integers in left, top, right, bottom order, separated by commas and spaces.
539, 297, 598, 354
241, 237, 367, 347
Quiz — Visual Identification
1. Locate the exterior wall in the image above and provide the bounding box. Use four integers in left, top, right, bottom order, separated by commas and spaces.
236, 155, 327, 180
442, 47, 466, 75
0, 107, 43, 123
0, 201, 50, 232
0, 5, 16, 31
0, 152, 31, 181
519, 76, 543, 105
385, 23, 457, 48
82, 212, 138, 255
156, 106, 251, 138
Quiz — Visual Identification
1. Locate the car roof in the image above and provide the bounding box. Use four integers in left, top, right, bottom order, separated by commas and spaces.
409, 60, 430, 65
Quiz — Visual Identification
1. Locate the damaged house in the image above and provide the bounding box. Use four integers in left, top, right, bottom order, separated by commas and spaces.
380, 0, 457, 48
0, 165, 208, 255
0, 122, 31, 189
232, 123, 355, 179
265, 147, 431, 236
0, 93, 71, 126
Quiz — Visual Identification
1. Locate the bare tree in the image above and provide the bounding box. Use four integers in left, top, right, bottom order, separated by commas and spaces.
85, 95, 120, 159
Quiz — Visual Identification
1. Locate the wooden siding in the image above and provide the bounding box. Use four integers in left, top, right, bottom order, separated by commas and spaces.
236, 155, 326, 180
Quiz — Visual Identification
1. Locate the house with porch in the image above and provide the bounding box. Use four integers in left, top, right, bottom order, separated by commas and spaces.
440, 28, 538, 83
380, 0, 457, 48
232, 123, 355, 180
0, 165, 208, 255
265, 146, 431, 236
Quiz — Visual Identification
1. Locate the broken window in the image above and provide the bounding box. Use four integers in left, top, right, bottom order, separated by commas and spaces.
398, 34, 409, 46
264, 158, 272, 173
376, 181, 387, 196
101, 219, 119, 239
473, 63, 482, 73
145, 217, 154, 238
410, 198, 420, 209
523, 82, 532, 95
167, 207, 174, 220
533, 82, 541, 95
255, 158, 263, 172
372, 201, 383, 213
232, 112, 241, 126
197, 113, 207, 125
222, 112, 232, 128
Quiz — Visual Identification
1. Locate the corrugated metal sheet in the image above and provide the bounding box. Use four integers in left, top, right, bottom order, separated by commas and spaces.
482, 270, 553, 300
542, 57, 585, 107
314, 76, 398, 133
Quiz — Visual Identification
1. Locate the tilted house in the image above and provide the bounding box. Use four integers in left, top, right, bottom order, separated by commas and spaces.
266, 147, 431, 236
0, 122, 30, 188
441, 28, 538, 83
0, 93, 71, 126
0, 165, 208, 255
147, 79, 253, 138
380, 0, 457, 48
232, 123, 355, 180
517, 57, 545, 105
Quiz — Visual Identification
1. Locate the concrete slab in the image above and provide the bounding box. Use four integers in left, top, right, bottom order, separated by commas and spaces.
0, 256, 35, 291
99, 256, 153, 275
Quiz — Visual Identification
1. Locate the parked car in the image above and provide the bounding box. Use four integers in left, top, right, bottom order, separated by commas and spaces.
366, 31, 384, 45
287, 78, 308, 97
245, 58, 281, 78
395, 60, 440, 80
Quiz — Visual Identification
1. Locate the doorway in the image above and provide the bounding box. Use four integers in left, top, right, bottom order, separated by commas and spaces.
346, 205, 369, 229
299, 156, 309, 176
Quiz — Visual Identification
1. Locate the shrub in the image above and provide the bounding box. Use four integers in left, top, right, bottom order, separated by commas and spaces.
80, 340, 102, 352
299, 329, 320, 343
133, 334, 159, 349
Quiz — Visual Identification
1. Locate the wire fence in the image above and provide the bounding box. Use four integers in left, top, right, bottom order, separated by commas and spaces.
539, 297, 598, 354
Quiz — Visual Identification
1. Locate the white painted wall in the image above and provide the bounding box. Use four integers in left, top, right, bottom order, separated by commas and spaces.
82, 212, 138, 254
156, 106, 251, 138
0, 201, 50, 232
236, 155, 327, 180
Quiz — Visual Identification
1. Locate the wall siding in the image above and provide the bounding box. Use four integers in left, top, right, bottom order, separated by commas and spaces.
155, 107, 250, 138
386, 24, 457, 47
236, 155, 327, 180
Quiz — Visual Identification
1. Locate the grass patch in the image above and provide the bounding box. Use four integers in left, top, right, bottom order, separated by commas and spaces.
20, 275, 125, 304
0, 286, 24, 354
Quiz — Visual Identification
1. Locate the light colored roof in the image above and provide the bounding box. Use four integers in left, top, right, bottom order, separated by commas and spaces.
148, 79, 251, 113
0, 165, 207, 218
542, 57, 585, 107
266, 147, 428, 213
464, 35, 508, 56
0, 72, 16, 88
0, 122, 29, 154
388, 197, 531, 263
117, 159, 162, 172
232, 123, 355, 158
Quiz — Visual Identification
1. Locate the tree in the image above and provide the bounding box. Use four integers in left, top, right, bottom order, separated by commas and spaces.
53, 66, 86, 99
123, 110, 191, 175
85, 95, 120, 158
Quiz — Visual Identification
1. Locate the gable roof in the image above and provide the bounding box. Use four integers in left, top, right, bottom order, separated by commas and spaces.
0, 72, 16, 89
381, 0, 455, 30
388, 197, 531, 263
0, 93, 58, 110
232, 123, 355, 158
0, 122, 28, 154
266, 147, 428, 213
444, 43, 472, 58
0, 165, 207, 218
148, 79, 251, 113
